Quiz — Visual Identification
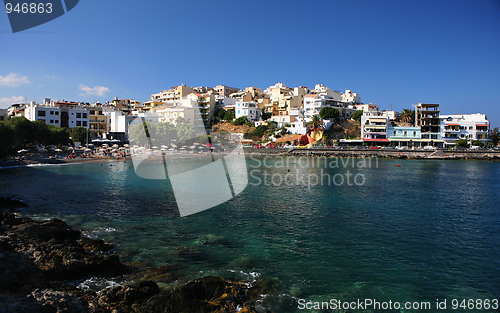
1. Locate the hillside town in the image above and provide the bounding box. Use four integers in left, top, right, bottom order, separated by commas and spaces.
0, 82, 495, 149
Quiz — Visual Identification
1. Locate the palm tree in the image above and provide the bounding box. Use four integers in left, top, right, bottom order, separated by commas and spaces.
399, 109, 415, 125
307, 115, 323, 131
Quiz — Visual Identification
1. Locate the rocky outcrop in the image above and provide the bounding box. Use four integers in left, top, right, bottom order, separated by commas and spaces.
139, 276, 260, 313
0, 210, 272, 312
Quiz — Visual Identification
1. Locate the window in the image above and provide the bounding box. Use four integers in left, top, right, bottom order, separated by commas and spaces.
76, 121, 81, 126
76, 113, 81, 118
82, 113, 87, 118
50, 111, 54, 115
98, 111, 102, 115
55, 111, 59, 115
413, 131, 416, 136
38, 111, 46, 117
55, 120, 59, 123
83, 121, 87, 127
50, 120, 53, 123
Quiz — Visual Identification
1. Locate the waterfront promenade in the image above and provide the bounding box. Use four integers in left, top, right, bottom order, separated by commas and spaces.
244, 147, 500, 160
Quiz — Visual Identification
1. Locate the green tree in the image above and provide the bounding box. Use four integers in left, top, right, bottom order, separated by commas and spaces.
470, 140, 484, 147
489, 127, 499, 146
223, 109, 235, 122
351, 110, 363, 123
261, 111, 272, 121
233, 116, 248, 125
6, 117, 36, 147
129, 122, 150, 146
0, 122, 16, 158
456, 139, 469, 148
48, 125, 70, 147
70, 126, 87, 144
319, 107, 340, 120
307, 115, 323, 130
176, 122, 195, 143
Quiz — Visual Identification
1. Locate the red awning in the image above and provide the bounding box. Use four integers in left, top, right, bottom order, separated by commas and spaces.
363, 139, 390, 142
476, 124, 488, 127
446, 124, 460, 126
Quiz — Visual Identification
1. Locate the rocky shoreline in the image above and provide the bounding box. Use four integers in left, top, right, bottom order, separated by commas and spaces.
0, 201, 270, 313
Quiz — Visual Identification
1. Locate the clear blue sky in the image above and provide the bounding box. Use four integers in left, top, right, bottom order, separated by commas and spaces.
1, 0, 499, 127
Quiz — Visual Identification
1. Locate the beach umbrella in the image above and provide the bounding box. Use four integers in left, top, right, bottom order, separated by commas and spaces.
91, 138, 102, 142
123, 144, 130, 147
112, 144, 119, 148
189, 145, 196, 149
37, 148, 47, 152
152, 146, 159, 149
54, 148, 63, 152
17, 149, 29, 153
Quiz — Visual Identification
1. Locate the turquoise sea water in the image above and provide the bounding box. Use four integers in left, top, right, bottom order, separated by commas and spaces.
1, 157, 499, 312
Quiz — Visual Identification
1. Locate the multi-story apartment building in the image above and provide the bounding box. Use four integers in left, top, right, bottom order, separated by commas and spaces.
235, 102, 261, 122
360, 111, 390, 144
24, 102, 61, 127
416, 103, 441, 140
341, 89, 361, 103
7, 103, 25, 117
440, 113, 490, 146
388, 126, 421, 147
150, 85, 196, 103
110, 97, 141, 114
181, 93, 216, 128
88, 105, 107, 139
214, 85, 240, 97
303, 94, 343, 119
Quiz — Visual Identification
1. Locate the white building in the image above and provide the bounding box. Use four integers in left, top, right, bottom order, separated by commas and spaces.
24, 102, 62, 127
235, 101, 261, 122
313, 84, 342, 100
303, 94, 343, 118
341, 90, 361, 103
67, 107, 90, 129
440, 113, 490, 146
360, 111, 390, 144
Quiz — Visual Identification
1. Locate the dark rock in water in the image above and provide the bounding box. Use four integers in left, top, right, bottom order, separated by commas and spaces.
79, 237, 113, 252
0, 197, 28, 210
0, 210, 128, 293
99, 280, 159, 308
138, 276, 259, 313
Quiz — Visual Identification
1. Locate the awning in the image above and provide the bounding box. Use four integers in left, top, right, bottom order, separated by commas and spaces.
446, 124, 460, 126
476, 124, 488, 127
363, 139, 390, 142
364, 125, 386, 129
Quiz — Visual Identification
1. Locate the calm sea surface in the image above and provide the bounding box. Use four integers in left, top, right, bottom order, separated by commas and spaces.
1, 156, 499, 312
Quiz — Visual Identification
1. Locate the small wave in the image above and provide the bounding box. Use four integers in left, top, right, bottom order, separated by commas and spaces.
76, 277, 122, 292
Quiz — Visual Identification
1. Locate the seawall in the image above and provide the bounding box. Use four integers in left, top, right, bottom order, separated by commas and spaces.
243, 148, 500, 160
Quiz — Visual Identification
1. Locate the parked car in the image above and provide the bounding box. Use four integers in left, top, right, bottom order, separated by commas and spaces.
369, 146, 381, 150
297, 145, 307, 149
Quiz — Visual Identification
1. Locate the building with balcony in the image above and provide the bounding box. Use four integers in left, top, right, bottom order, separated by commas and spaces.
440, 113, 490, 146
341, 89, 361, 103
388, 126, 421, 147
24, 102, 61, 127
303, 94, 344, 119
214, 85, 240, 97
88, 106, 107, 139
235, 101, 261, 122
361, 111, 390, 145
